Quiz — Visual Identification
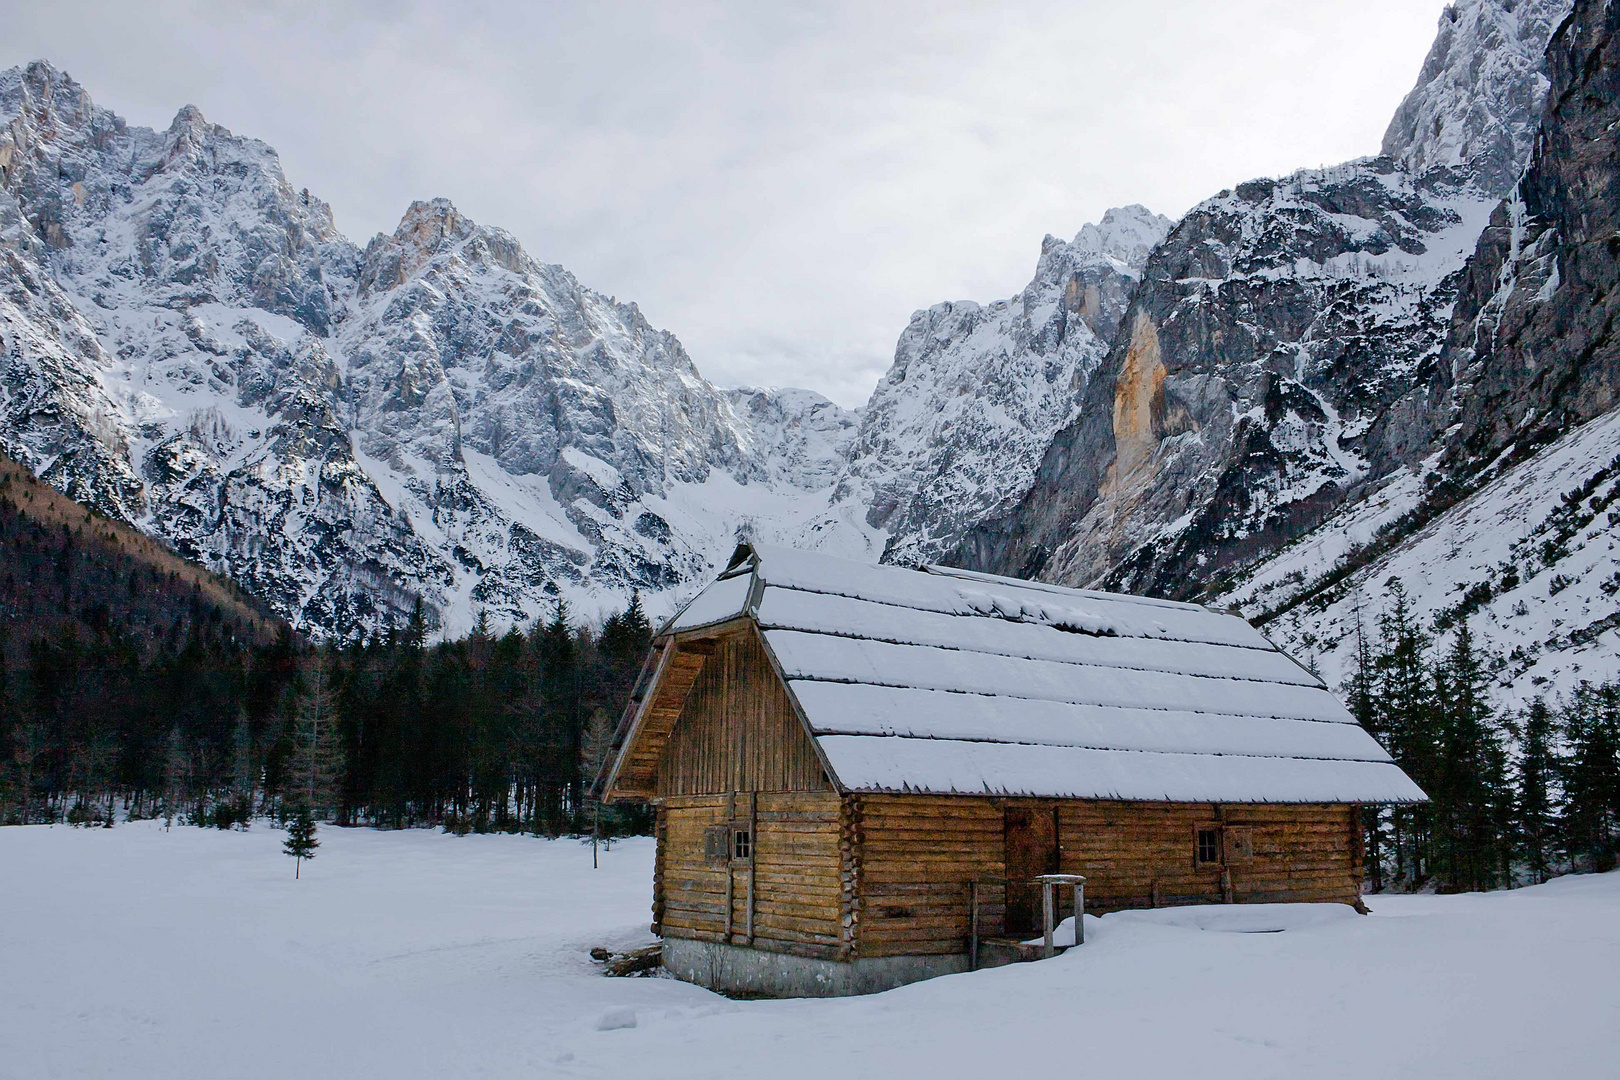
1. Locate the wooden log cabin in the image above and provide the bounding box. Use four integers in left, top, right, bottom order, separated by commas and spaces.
598, 542, 1426, 997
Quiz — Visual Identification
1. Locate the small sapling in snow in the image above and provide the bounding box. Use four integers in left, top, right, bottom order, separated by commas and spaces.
284, 807, 319, 879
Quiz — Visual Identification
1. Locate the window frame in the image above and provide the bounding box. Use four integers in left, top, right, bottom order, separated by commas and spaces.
1194, 825, 1223, 867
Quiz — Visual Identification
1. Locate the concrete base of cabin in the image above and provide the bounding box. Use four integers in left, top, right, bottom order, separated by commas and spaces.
662, 937, 970, 998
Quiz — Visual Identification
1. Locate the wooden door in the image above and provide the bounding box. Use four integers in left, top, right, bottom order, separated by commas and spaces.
1003, 805, 1058, 937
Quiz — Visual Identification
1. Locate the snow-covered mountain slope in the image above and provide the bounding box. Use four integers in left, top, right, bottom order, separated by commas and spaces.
840, 205, 1171, 566
0, 61, 878, 637
958, 0, 1573, 603
1228, 404, 1620, 708
959, 160, 1506, 593
1383, 0, 1572, 197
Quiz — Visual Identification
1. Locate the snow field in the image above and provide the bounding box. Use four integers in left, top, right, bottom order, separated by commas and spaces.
2, 822, 1618, 1079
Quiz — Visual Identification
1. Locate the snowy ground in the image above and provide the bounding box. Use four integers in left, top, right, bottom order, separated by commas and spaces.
2, 823, 1617, 1079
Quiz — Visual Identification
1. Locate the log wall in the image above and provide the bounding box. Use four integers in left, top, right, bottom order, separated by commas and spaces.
847, 796, 1361, 958
658, 792, 845, 960
654, 629, 830, 797
1058, 802, 1362, 912
851, 794, 1006, 958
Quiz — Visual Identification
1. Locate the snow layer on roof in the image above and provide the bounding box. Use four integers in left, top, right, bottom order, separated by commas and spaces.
746, 543, 1268, 648
788, 682, 1391, 762
756, 587, 1314, 686
648, 542, 1423, 803
666, 572, 752, 633
816, 735, 1428, 803
765, 630, 1351, 724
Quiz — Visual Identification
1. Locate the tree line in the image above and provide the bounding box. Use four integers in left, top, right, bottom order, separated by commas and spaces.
0, 588, 656, 837
1345, 580, 1620, 892
4, 447, 1617, 896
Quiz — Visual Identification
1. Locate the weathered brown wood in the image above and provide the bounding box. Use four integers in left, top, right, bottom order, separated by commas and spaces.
653, 631, 831, 797
630, 622, 1365, 971
746, 792, 757, 944
606, 642, 713, 798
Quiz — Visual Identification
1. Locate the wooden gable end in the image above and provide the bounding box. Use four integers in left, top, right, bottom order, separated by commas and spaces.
604, 639, 715, 799
654, 627, 833, 797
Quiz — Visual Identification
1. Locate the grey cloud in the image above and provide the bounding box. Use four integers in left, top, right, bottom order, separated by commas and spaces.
3, 0, 1448, 406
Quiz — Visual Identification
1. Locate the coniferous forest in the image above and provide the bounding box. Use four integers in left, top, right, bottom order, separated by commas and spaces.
0, 454, 653, 837
2, 454, 1617, 891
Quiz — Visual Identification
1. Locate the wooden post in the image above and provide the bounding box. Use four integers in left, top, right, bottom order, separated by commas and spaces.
745, 791, 757, 944
969, 880, 980, 972
1041, 880, 1056, 958
724, 791, 735, 941
1073, 879, 1085, 945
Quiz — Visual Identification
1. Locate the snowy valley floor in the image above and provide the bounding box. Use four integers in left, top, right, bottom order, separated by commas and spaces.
1, 823, 1617, 1079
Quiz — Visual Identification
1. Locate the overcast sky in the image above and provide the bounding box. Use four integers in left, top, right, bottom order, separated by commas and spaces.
7, 0, 1449, 407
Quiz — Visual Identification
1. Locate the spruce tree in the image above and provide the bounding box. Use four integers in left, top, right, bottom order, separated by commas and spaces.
1560, 681, 1620, 872
1517, 698, 1558, 884
1432, 620, 1509, 891
288, 653, 344, 820
580, 706, 616, 867
1344, 605, 1385, 892
283, 805, 319, 879
228, 707, 255, 827
162, 725, 188, 830
1377, 579, 1435, 885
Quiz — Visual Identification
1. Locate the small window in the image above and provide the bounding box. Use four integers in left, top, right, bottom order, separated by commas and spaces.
1196, 827, 1221, 866
702, 825, 730, 864
732, 828, 751, 860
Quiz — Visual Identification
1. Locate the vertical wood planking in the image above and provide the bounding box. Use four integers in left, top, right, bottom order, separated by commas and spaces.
655, 631, 829, 798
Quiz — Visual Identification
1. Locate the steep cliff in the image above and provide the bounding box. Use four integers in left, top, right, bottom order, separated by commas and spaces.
839, 205, 1171, 566
958, 0, 1574, 602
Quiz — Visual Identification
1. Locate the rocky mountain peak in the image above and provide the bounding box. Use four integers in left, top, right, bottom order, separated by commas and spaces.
1382, 0, 1573, 195
393, 196, 473, 256
839, 205, 1171, 567
1070, 203, 1176, 268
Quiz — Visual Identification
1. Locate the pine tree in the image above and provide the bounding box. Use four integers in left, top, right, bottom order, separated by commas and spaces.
1517, 698, 1558, 884
1432, 619, 1510, 891
580, 706, 616, 867
228, 707, 255, 828
1377, 579, 1435, 885
1560, 681, 1620, 872
283, 805, 319, 879
162, 725, 188, 830
598, 592, 653, 662
1344, 604, 1385, 892
287, 653, 344, 820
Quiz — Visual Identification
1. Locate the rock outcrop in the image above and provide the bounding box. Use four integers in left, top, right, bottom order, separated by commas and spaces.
839, 205, 1171, 566
957, 0, 1574, 600
0, 61, 875, 636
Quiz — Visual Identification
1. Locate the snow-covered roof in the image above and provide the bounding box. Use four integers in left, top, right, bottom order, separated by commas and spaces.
653, 542, 1427, 804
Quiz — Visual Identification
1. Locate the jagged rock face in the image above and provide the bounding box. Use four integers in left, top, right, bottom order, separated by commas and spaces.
957, 2, 1571, 599
958, 162, 1500, 595
1442, 0, 1620, 470
0, 61, 873, 637
840, 205, 1171, 566
724, 386, 859, 490
1383, 0, 1573, 197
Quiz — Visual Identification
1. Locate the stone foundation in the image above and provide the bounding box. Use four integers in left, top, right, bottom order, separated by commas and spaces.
661, 937, 971, 998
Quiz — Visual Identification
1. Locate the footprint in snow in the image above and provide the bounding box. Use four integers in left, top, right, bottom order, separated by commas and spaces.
595, 1007, 637, 1031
